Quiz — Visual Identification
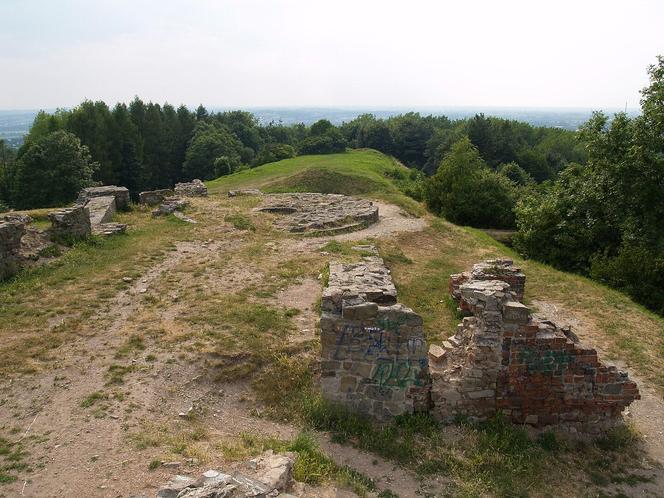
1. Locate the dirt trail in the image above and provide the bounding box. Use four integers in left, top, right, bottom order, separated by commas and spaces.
0, 198, 429, 498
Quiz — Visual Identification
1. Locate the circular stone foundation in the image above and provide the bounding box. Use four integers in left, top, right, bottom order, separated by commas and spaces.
256, 193, 379, 235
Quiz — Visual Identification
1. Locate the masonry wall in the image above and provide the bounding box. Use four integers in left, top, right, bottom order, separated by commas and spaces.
320, 257, 430, 419
431, 259, 640, 433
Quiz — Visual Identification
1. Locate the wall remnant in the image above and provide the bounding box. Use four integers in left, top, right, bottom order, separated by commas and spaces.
139, 189, 174, 206
228, 189, 262, 197
48, 206, 91, 240
258, 193, 379, 235
86, 196, 116, 225
175, 179, 208, 197
152, 198, 189, 217
0, 220, 25, 279
77, 185, 130, 211
320, 255, 430, 419
430, 259, 640, 433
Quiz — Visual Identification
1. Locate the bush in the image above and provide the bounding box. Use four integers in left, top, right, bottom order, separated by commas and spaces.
254, 143, 296, 166
425, 138, 516, 228
297, 128, 346, 155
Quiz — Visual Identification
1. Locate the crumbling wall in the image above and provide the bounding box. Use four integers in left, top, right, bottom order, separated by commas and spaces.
139, 189, 174, 206
175, 179, 208, 197
77, 186, 130, 210
48, 206, 91, 240
0, 220, 25, 279
320, 256, 430, 419
86, 195, 116, 225
431, 259, 639, 433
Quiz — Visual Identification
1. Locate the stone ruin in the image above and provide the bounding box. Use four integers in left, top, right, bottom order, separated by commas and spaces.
175, 179, 208, 197
0, 218, 25, 279
139, 188, 174, 206
77, 185, 130, 210
152, 197, 189, 218
320, 257, 640, 433
75, 185, 128, 236
228, 188, 262, 197
321, 256, 430, 419
257, 193, 379, 235
48, 206, 91, 240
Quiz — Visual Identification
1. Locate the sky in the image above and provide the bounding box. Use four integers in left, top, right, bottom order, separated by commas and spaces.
1, 0, 663, 110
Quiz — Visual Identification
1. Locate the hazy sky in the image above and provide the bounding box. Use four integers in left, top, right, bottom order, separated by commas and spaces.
1, 0, 663, 109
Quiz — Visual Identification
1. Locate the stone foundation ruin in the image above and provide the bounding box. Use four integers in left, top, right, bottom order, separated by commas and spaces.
0, 219, 25, 279
320, 257, 640, 433
258, 193, 379, 235
48, 206, 91, 240
175, 179, 207, 197
320, 256, 430, 419
77, 185, 130, 211
139, 189, 174, 206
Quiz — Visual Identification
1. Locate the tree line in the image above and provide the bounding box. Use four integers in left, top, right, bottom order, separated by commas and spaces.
0, 57, 661, 314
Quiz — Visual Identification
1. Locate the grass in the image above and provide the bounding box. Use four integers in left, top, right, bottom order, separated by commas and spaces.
0, 436, 28, 485
207, 149, 424, 215
224, 212, 256, 231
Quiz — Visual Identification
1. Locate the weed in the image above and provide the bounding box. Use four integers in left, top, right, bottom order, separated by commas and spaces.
148, 459, 161, 470
225, 213, 256, 231
80, 391, 107, 408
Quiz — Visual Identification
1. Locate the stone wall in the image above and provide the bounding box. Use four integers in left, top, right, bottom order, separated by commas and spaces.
175, 179, 207, 197
48, 206, 91, 240
430, 259, 639, 433
0, 220, 25, 279
77, 186, 130, 210
86, 195, 116, 225
320, 256, 430, 419
139, 189, 174, 206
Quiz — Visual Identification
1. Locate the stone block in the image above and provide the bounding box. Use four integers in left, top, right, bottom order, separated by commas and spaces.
48, 206, 91, 240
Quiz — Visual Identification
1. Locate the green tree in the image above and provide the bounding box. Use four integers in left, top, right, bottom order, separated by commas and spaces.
425, 138, 515, 228
182, 123, 242, 180
498, 162, 535, 186
12, 131, 98, 209
254, 143, 296, 166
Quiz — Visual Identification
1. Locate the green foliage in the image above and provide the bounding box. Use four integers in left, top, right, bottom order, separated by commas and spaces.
515, 56, 664, 314
254, 143, 296, 166
498, 161, 535, 185
425, 138, 516, 228
183, 122, 242, 181
12, 130, 98, 209
297, 127, 346, 155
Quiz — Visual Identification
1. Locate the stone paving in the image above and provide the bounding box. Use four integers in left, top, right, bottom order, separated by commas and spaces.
258, 193, 379, 235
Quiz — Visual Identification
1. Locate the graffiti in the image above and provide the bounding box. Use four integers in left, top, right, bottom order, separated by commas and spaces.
333, 321, 422, 361
518, 348, 574, 374
371, 358, 423, 388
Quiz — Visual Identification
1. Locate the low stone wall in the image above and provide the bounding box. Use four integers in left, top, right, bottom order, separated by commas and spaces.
48, 206, 91, 240
77, 185, 130, 210
320, 256, 430, 419
152, 198, 189, 217
139, 189, 174, 206
0, 220, 25, 279
430, 259, 639, 433
86, 195, 116, 225
175, 179, 207, 197
258, 193, 379, 235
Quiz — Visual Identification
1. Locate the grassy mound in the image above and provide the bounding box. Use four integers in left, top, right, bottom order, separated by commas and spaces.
207, 149, 422, 214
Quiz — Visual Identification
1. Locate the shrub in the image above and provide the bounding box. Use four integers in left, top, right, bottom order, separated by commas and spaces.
425, 138, 516, 228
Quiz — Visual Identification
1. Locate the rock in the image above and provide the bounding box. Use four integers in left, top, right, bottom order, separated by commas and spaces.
139, 189, 174, 206
162, 461, 182, 469
257, 193, 379, 235
94, 222, 127, 236
77, 185, 130, 211
123, 277, 133, 283
157, 475, 196, 498
48, 206, 91, 241
0, 220, 25, 279
86, 195, 116, 225
153, 198, 189, 217
228, 189, 262, 197
175, 179, 208, 197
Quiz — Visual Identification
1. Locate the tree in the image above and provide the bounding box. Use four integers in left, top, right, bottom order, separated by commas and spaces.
182, 123, 242, 180
389, 113, 434, 168
514, 56, 664, 314
12, 131, 98, 209
254, 143, 296, 166
310, 119, 334, 137
498, 162, 535, 186
297, 127, 346, 155
425, 138, 515, 228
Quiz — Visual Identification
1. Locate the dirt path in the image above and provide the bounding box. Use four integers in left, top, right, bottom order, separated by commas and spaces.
0, 197, 430, 498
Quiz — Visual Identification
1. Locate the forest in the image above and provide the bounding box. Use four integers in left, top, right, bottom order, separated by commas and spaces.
0, 57, 662, 315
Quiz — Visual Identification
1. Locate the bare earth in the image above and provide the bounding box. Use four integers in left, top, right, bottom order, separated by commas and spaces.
0, 196, 662, 497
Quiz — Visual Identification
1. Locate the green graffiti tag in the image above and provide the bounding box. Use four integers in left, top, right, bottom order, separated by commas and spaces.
518, 348, 574, 374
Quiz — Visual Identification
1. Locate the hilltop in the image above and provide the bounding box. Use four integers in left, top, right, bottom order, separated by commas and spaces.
0, 150, 663, 497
